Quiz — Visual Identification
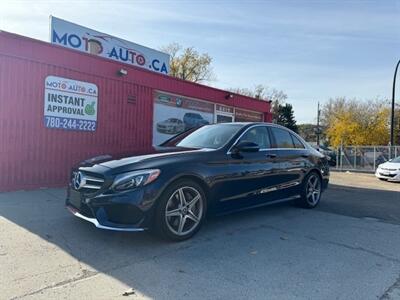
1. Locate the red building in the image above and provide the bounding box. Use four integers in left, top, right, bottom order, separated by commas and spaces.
0, 31, 271, 191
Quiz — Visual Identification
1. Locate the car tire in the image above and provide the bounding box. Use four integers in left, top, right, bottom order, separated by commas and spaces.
154, 179, 206, 241
296, 171, 322, 208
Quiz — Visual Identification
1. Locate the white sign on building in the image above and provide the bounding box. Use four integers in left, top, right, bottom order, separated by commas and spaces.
50, 16, 170, 75
44, 76, 98, 131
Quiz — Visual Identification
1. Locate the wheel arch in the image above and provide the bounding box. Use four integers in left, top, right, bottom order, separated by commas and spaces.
304, 168, 323, 183
159, 173, 212, 209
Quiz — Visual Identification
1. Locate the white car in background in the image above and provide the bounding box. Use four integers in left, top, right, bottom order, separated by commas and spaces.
375, 156, 400, 182
156, 118, 185, 135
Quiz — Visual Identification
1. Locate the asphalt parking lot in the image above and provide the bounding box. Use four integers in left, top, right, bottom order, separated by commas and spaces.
1, 171, 399, 300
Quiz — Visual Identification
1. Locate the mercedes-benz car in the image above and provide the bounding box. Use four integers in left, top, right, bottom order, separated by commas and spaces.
375, 156, 400, 182
66, 123, 330, 241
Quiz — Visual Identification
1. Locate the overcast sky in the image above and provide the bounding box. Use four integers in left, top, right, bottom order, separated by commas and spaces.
1, 0, 399, 123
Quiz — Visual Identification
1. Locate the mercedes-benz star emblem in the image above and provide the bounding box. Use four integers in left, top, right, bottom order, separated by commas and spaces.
72, 171, 86, 190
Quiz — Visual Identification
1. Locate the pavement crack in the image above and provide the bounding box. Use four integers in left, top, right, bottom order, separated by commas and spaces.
11, 264, 77, 282
9, 269, 98, 300
380, 274, 400, 299
237, 223, 400, 264
304, 235, 400, 264
218, 221, 400, 264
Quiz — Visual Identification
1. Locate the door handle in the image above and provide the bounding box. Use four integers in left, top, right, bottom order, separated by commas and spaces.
266, 153, 277, 158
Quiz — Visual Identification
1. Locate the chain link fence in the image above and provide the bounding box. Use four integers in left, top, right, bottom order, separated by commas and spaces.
333, 146, 400, 172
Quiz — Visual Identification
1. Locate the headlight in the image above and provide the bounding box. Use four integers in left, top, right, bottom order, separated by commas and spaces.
111, 169, 161, 191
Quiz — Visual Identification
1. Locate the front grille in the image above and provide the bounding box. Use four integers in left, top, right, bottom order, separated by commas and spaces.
380, 173, 396, 178
71, 171, 105, 193
82, 174, 104, 190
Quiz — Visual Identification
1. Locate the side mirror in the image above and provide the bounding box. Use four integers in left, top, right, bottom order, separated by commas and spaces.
233, 141, 260, 153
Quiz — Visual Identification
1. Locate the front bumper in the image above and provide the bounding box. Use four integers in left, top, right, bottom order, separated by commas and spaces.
66, 181, 163, 231
66, 205, 144, 231
375, 169, 400, 182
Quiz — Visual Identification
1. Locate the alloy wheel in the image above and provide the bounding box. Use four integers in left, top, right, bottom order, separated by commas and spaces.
306, 174, 321, 206
165, 186, 203, 236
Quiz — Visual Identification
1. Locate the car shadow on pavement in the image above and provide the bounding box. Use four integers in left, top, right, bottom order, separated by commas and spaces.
0, 187, 298, 298
1, 184, 400, 299
319, 183, 400, 225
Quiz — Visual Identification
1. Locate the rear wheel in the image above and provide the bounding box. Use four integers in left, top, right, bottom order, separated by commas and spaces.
296, 172, 322, 208
155, 180, 206, 241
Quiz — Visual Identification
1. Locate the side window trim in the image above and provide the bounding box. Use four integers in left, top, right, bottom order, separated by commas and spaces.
270, 126, 293, 149
269, 126, 305, 150
227, 125, 272, 154
266, 126, 277, 148
259, 126, 272, 150
290, 133, 306, 149
227, 124, 307, 154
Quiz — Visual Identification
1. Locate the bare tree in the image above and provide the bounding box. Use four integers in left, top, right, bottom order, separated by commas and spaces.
228, 84, 288, 122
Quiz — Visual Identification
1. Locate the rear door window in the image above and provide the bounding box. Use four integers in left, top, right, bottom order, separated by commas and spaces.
291, 134, 305, 149
270, 127, 295, 148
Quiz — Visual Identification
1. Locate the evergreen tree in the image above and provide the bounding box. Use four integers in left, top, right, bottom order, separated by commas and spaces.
276, 104, 298, 133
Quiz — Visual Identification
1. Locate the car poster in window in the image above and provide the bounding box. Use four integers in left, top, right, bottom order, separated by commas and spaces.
153, 92, 214, 146
44, 76, 98, 131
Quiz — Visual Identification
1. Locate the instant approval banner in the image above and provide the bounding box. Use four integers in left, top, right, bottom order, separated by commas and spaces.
44, 76, 98, 132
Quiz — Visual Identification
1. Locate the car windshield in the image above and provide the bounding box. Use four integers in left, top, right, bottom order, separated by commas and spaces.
162, 124, 243, 149
391, 156, 400, 163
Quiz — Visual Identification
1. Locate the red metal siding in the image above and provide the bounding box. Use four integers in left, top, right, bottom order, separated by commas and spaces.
0, 32, 271, 191
0, 55, 154, 191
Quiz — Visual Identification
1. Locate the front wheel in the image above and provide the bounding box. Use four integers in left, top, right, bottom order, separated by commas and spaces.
296, 172, 322, 208
154, 180, 206, 241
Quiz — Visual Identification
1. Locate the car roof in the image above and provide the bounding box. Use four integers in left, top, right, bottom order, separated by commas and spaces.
211, 122, 282, 128
210, 122, 308, 144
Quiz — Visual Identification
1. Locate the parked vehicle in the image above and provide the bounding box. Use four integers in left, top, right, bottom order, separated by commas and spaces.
312, 145, 336, 167
66, 123, 330, 241
375, 156, 400, 182
156, 118, 185, 135
363, 150, 387, 166
183, 112, 209, 129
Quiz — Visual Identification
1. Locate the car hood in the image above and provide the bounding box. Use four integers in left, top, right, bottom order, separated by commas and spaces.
78, 147, 209, 170
379, 162, 400, 169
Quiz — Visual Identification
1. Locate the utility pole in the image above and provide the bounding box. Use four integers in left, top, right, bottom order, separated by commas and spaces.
316, 102, 321, 147
390, 59, 400, 147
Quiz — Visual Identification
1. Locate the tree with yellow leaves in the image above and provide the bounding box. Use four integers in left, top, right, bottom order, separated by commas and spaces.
160, 43, 215, 83
322, 98, 390, 147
